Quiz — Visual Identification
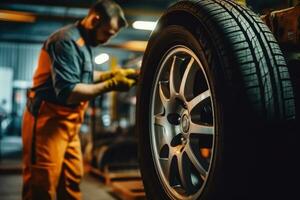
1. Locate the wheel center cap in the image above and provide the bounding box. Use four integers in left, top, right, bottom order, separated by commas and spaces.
181, 114, 190, 133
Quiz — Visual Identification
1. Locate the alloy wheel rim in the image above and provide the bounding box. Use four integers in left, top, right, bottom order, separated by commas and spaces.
150, 46, 215, 199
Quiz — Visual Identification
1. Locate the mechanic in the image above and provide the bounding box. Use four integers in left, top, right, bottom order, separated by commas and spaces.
21, 0, 138, 199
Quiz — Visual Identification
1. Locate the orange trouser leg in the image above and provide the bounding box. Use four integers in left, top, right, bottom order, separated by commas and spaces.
57, 132, 83, 200
22, 104, 83, 200
22, 108, 34, 200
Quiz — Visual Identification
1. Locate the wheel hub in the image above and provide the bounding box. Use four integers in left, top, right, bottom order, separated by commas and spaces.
180, 114, 190, 134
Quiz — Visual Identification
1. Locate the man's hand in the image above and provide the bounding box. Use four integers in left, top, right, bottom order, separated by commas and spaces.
104, 71, 137, 92
97, 68, 139, 82
121, 69, 140, 82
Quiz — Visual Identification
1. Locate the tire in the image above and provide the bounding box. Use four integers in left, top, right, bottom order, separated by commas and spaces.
286, 58, 300, 122
136, 0, 296, 199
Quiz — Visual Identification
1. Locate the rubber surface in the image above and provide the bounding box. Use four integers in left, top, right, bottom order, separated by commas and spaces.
136, 1, 296, 199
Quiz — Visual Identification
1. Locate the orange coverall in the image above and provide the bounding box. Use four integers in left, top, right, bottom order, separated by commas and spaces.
22, 23, 92, 200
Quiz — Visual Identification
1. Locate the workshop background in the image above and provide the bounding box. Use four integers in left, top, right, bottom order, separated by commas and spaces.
0, 0, 298, 200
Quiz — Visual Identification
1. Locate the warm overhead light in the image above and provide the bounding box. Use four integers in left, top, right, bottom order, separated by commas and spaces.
119, 41, 148, 52
0, 9, 36, 23
104, 41, 148, 52
132, 21, 157, 31
95, 53, 110, 65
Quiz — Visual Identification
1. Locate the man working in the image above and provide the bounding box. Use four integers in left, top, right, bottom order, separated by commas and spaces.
22, 0, 138, 199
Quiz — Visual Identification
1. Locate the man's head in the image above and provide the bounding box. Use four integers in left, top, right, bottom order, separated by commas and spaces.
82, 0, 127, 46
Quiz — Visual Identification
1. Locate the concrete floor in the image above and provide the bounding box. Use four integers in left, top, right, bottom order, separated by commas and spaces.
1, 133, 139, 200
0, 136, 119, 200
0, 172, 118, 200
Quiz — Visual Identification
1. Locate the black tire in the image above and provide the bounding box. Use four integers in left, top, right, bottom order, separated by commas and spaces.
286, 58, 300, 122
136, 0, 296, 199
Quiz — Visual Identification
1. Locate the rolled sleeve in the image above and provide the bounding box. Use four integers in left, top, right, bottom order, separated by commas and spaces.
48, 39, 81, 103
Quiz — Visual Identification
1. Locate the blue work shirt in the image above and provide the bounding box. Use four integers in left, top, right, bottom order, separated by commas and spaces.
32, 22, 94, 107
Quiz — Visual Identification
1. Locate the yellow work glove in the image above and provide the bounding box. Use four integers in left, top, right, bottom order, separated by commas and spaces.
103, 72, 137, 92
99, 68, 139, 82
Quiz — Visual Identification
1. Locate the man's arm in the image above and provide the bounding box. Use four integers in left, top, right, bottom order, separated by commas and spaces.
93, 71, 108, 83
67, 72, 137, 105
67, 82, 110, 104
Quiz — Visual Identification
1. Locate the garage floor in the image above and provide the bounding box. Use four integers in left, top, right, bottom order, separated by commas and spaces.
0, 136, 118, 200
0, 172, 118, 200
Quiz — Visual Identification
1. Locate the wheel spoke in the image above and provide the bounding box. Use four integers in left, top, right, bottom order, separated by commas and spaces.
187, 90, 211, 111
177, 152, 195, 194
154, 114, 167, 127
189, 122, 214, 136
154, 115, 173, 152
159, 81, 169, 108
169, 56, 178, 95
185, 144, 207, 177
179, 57, 195, 97
160, 158, 172, 182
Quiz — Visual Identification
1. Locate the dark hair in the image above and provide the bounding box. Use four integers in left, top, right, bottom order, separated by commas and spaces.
90, 0, 128, 28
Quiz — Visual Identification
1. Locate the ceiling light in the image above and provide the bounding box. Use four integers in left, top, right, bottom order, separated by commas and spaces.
0, 9, 36, 23
119, 41, 148, 52
132, 21, 157, 31
95, 53, 109, 65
